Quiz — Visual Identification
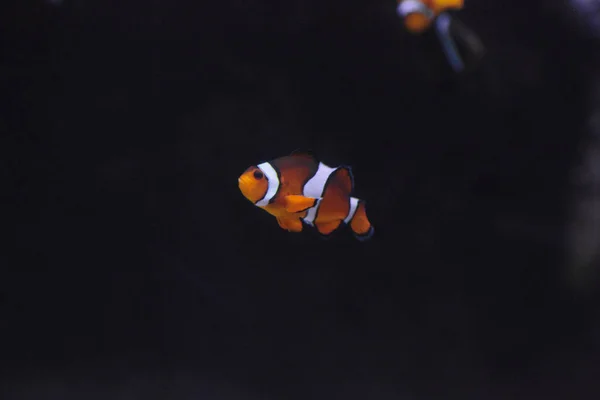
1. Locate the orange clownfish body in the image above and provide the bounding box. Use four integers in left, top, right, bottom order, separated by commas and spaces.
397, 0, 464, 33
238, 150, 374, 241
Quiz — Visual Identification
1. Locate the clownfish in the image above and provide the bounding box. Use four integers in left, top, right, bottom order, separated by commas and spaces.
397, 0, 464, 34
238, 150, 374, 241
396, 0, 484, 73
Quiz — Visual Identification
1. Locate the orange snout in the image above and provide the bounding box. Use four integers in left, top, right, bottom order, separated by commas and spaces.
238, 166, 268, 204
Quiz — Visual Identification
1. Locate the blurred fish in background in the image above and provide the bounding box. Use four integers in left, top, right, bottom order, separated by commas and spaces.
568, 0, 600, 37
396, 0, 485, 72
568, 75, 600, 293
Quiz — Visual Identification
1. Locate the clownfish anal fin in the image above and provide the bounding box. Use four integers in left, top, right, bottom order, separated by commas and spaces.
284, 195, 318, 213
277, 216, 303, 232
276, 217, 287, 230
315, 220, 342, 236
290, 148, 317, 160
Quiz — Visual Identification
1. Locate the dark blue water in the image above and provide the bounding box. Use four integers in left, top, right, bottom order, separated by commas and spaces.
2, 1, 599, 399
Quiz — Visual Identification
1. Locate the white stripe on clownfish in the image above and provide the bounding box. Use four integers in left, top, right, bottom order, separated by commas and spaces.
255, 162, 279, 207
301, 162, 338, 226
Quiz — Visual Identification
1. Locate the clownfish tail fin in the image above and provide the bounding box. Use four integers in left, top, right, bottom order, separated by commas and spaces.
348, 198, 374, 241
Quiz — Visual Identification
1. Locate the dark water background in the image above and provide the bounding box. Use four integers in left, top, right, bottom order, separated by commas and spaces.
2, 0, 600, 398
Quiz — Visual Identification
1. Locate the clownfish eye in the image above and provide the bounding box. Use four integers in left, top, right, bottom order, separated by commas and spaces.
253, 170, 264, 180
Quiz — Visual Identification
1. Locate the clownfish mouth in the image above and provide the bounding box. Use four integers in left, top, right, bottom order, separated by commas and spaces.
238, 176, 250, 187
238, 176, 253, 200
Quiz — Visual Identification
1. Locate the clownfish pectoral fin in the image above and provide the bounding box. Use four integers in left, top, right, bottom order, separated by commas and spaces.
277, 216, 303, 232
315, 220, 342, 236
283, 195, 319, 213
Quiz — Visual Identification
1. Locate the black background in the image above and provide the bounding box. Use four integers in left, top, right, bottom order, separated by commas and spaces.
2, 0, 600, 398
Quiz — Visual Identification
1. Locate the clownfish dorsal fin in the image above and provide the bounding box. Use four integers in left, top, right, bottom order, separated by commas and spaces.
335, 165, 355, 195
290, 148, 317, 161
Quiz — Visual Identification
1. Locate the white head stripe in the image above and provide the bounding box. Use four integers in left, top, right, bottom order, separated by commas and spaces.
302, 162, 337, 226
397, 0, 434, 19
255, 162, 279, 207
344, 197, 360, 225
